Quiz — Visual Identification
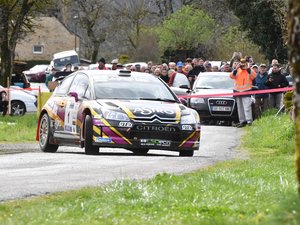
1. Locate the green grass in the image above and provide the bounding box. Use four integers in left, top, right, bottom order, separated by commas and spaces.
0, 111, 298, 224
0, 114, 37, 142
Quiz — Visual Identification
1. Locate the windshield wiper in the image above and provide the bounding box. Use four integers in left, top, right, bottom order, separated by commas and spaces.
139, 97, 178, 102
196, 86, 214, 89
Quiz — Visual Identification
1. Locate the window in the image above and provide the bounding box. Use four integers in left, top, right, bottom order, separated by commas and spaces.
33, 45, 43, 54
54, 75, 75, 96
69, 74, 90, 99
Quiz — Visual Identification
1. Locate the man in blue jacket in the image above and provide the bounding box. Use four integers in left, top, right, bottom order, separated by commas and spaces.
253, 64, 269, 118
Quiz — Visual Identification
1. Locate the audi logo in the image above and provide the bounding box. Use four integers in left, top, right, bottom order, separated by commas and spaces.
216, 100, 228, 105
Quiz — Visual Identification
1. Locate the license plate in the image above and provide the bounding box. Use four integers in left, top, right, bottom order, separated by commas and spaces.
211, 106, 231, 111
140, 139, 171, 147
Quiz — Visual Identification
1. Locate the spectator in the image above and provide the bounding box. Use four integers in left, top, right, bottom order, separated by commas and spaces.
212, 65, 219, 72
253, 64, 269, 118
246, 56, 255, 67
268, 59, 279, 74
135, 64, 141, 72
251, 64, 259, 74
205, 63, 212, 72
45, 67, 57, 92
168, 62, 176, 71
97, 57, 108, 70
176, 61, 186, 74
187, 58, 205, 87
64, 63, 72, 72
265, 63, 289, 109
111, 59, 118, 70
160, 68, 169, 83
221, 63, 232, 72
230, 58, 257, 127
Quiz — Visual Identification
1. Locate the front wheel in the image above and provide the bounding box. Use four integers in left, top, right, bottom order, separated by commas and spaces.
84, 115, 99, 155
179, 150, 194, 157
39, 113, 58, 152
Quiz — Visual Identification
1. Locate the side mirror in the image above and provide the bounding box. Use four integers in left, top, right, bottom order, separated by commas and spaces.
69, 92, 78, 102
179, 98, 187, 106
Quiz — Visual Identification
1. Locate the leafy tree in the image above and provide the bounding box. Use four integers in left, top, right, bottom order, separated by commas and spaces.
226, 0, 288, 63
288, 0, 300, 192
0, 0, 51, 87
157, 5, 215, 54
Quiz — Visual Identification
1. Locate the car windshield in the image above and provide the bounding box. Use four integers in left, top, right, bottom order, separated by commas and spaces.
195, 74, 234, 90
54, 55, 79, 68
172, 73, 190, 88
94, 79, 176, 101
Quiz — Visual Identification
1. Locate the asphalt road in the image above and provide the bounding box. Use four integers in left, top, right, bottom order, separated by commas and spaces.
0, 125, 244, 202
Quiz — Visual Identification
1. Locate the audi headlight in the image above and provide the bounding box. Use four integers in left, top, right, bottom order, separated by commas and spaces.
190, 98, 205, 107
181, 114, 196, 124
101, 108, 130, 121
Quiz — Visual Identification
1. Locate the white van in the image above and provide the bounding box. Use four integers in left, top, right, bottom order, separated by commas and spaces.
50, 50, 80, 71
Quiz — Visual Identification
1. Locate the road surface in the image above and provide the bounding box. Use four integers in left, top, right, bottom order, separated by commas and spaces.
0, 125, 244, 201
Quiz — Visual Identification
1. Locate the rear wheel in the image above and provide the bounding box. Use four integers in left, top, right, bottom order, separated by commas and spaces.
11, 101, 26, 116
179, 150, 194, 157
84, 115, 99, 155
39, 113, 58, 152
131, 149, 149, 155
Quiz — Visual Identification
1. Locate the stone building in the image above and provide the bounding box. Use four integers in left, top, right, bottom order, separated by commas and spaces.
15, 17, 80, 62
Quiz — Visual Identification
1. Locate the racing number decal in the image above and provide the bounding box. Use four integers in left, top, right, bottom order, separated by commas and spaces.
64, 99, 79, 133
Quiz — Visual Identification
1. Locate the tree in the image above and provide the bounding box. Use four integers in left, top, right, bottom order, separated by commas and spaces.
157, 5, 215, 54
288, 0, 300, 192
0, 0, 51, 87
73, 0, 108, 62
227, 0, 288, 63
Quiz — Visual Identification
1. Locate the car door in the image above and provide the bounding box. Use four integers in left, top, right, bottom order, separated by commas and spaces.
64, 73, 91, 138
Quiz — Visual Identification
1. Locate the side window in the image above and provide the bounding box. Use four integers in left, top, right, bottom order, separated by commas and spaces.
69, 74, 90, 99
54, 75, 75, 95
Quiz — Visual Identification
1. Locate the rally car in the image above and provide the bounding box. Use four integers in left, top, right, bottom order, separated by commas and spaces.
36, 70, 201, 156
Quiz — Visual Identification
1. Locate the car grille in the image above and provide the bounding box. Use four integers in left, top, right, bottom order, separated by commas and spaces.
132, 115, 178, 124
208, 98, 235, 116
130, 124, 181, 141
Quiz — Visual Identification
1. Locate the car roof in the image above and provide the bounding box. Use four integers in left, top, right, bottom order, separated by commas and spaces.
198, 72, 230, 76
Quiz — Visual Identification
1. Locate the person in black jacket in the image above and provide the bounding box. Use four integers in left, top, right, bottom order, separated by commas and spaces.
265, 63, 289, 109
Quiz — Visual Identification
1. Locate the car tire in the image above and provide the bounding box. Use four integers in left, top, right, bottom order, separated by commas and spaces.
11, 100, 26, 116
84, 115, 99, 155
39, 113, 58, 152
179, 150, 194, 157
131, 149, 149, 155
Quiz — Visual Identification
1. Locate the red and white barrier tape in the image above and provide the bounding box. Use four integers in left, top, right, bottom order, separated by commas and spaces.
178, 87, 294, 99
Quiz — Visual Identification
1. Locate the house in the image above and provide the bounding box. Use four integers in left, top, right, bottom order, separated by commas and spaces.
15, 16, 80, 62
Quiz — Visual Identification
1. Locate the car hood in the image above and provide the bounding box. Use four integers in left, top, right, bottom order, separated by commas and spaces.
96, 99, 184, 120
191, 89, 233, 98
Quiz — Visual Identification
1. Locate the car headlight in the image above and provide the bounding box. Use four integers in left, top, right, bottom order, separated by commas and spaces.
191, 98, 205, 104
101, 108, 130, 121
181, 114, 196, 124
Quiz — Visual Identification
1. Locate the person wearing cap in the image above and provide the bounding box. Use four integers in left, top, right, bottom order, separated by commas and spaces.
265, 63, 289, 110
97, 57, 109, 70
253, 64, 269, 118
111, 58, 118, 70
176, 61, 186, 75
230, 58, 257, 127
251, 64, 259, 74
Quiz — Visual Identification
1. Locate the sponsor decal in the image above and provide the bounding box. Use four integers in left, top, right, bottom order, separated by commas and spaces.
95, 137, 112, 143
133, 107, 175, 116
119, 122, 133, 127
136, 125, 176, 132
141, 139, 171, 147
182, 125, 193, 131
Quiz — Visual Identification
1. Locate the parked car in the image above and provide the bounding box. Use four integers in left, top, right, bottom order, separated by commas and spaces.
23, 64, 49, 82
10, 73, 31, 89
189, 72, 239, 125
0, 85, 37, 116
36, 70, 201, 156
168, 72, 191, 97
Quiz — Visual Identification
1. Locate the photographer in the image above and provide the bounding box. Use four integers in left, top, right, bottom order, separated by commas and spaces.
230, 58, 257, 128
265, 63, 289, 109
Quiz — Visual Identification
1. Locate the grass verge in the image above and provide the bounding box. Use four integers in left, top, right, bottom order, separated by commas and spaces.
0, 111, 297, 225
0, 114, 37, 142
